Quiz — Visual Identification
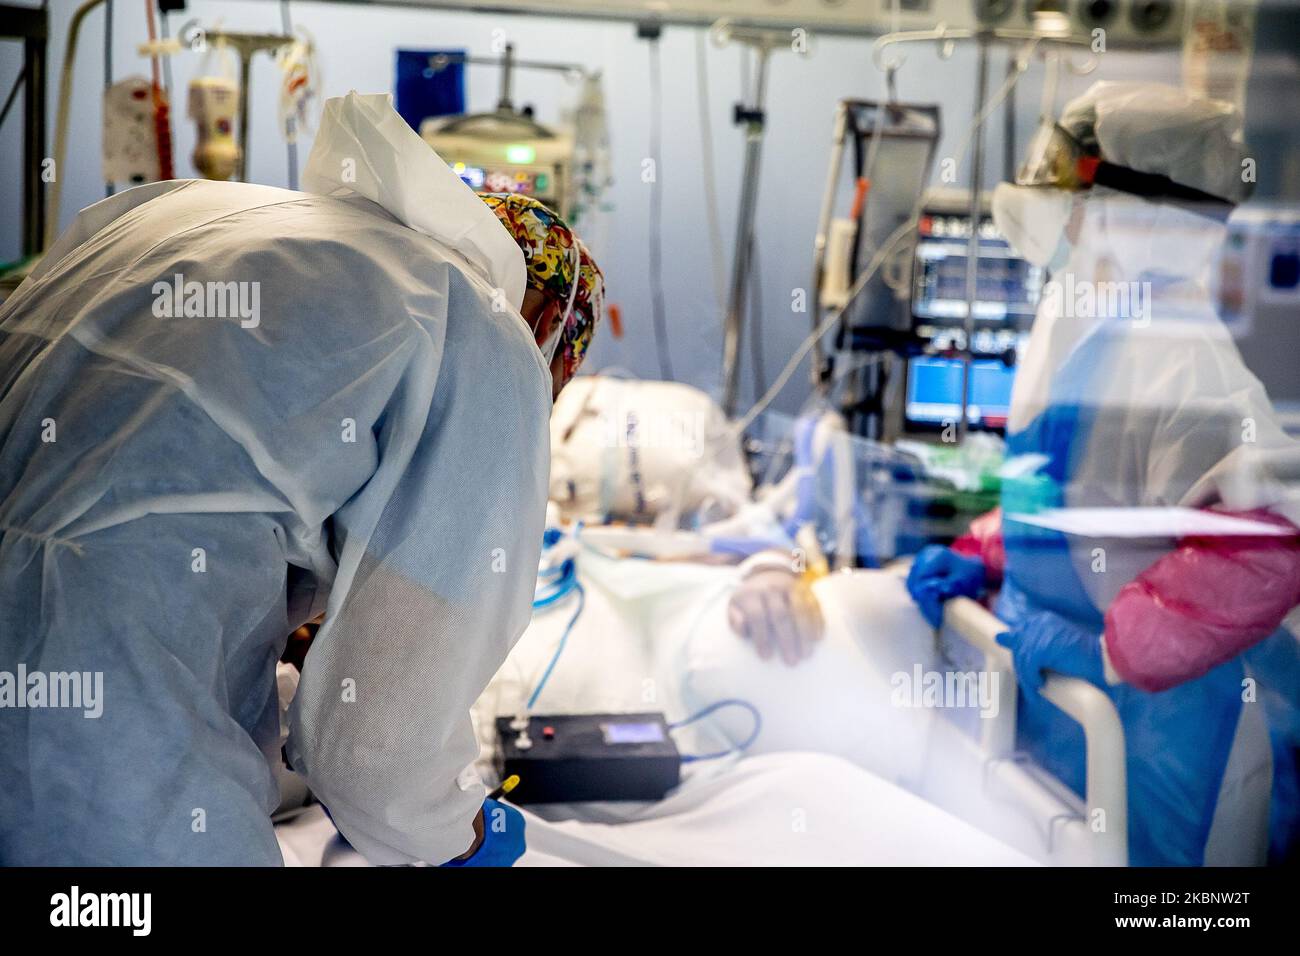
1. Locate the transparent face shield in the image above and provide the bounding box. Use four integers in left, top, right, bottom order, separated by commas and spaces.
1015, 118, 1236, 221
1016, 121, 1091, 191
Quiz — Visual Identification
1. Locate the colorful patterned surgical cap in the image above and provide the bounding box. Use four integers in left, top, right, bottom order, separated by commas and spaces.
480, 193, 605, 387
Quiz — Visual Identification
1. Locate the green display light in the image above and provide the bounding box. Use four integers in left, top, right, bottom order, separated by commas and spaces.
505, 144, 536, 164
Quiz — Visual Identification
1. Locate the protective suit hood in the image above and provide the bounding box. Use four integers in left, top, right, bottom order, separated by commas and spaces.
303, 91, 527, 310
1060, 82, 1253, 207
1009, 187, 1228, 429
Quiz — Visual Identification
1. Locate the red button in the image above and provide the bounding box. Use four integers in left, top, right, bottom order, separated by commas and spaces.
543, 725, 555, 739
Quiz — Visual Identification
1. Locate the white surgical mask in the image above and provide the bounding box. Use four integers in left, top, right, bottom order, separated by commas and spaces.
992, 182, 1074, 272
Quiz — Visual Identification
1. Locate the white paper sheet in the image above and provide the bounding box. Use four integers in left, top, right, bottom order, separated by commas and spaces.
1005, 507, 1294, 539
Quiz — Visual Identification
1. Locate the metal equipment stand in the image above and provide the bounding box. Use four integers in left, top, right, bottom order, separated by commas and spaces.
427, 43, 592, 111
1, 3, 48, 257
960, 36, 991, 445
713, 20, 789, 417
204, 31, 295, 183
806, 96, 941, 440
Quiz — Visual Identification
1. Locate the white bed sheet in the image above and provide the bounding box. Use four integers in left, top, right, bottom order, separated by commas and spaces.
275, 751, 1037, 866
274, 546, 1038, 866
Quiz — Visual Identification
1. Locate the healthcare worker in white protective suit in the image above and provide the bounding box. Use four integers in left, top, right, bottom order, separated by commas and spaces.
0, 93, 594, 865
909, 82, 1300, 865
728, 83, 1300, 864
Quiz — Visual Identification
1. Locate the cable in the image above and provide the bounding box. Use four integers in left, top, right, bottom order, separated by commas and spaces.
733, 212, 918, 435
646, 34, 674, 380
532, 558, 578, 609
103, 1, 112, 93
104, 0, 113, 196
670, 697, 762, 762
0, 63, 25, 132
142, 0, 173, 180
280, 0, 299, 190
747, 236, 765, 402
159, 7, 173, 102
694, 29, 727, 315
525, 581, 585, 711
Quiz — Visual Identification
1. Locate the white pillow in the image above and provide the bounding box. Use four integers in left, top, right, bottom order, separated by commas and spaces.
668, 569, 942, 786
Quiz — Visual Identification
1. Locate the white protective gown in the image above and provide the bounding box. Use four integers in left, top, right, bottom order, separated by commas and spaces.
0, 94, 550, 865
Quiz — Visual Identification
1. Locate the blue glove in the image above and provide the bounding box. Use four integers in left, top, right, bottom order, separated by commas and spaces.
995, 611, 1105, 695
441, 798, 526, 867
1002, 607, 1248, 866
906, 545, 986, 628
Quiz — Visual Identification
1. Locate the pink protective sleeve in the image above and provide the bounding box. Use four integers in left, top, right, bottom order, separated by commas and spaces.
1103, 510, 1300, 693
951, 506, 1006, 583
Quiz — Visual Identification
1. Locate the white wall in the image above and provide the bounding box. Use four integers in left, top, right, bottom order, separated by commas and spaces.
0, 1, 1184, 415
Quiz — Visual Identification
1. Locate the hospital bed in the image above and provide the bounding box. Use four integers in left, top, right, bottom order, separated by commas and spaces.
273, 541, 1265, 866
276, 750, 1038, 866
272, 551, 1042, 866
269, 554, 1123, 866
931, 595, 1272, 867
925, 597, 1127, 867
476, 541, 1267, 867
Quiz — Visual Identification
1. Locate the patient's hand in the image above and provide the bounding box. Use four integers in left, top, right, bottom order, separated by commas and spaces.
727, 564, 825, 666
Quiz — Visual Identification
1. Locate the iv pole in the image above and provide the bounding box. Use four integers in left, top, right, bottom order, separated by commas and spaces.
961, 34, 991, 446
202, 31, 296, 183
869, 22, 1095, 442
427, 45, 593, 107
714, 20, 790, 418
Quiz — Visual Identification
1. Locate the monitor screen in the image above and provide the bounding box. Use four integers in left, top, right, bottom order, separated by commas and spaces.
905, 356, 1016, 430
600, 721, 665, 745
911, 213, 1043, 326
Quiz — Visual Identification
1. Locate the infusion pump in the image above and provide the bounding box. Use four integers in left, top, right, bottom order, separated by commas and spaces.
422, 111, 574, 217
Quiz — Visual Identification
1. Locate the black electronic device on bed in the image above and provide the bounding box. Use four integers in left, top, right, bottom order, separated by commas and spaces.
494, 712, 682, 804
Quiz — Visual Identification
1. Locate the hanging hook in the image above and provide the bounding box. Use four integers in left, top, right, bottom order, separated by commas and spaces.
871, 30, 908, 72
177, 18, 206, 52
1061, 47, 1100, 76
1013, 36, 1042, 72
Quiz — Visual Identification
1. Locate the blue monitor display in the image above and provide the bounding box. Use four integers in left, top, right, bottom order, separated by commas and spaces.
905, 356, 1016, 429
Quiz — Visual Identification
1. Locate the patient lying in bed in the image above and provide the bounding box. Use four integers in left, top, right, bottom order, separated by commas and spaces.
475, 551, 946, 790
274, 552, 1036, 865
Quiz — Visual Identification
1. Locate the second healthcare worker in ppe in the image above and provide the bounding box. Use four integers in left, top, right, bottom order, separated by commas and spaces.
910, 82, 1300, 865
733, 83, 1300, 868
0, 92, 602, 866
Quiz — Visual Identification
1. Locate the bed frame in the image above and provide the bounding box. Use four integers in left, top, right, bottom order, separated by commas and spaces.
937, 597, 1128, 866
